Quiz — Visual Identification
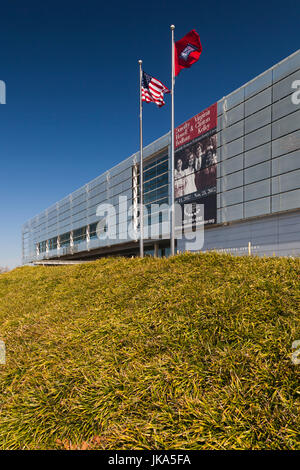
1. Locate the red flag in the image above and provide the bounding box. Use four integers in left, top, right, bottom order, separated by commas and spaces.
174, 30, 202, 76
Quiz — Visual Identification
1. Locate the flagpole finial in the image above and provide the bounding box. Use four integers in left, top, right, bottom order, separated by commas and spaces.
138, 59, 142, 65
170, 24, 175, 30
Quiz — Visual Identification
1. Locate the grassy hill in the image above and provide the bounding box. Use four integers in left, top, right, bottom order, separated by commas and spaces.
0, 253, 299, 450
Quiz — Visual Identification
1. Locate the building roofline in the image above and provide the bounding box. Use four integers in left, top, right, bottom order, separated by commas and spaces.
220, 48, 300, 102
23, 131, 170, 227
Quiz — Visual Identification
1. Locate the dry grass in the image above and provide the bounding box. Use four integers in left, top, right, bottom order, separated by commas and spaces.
0, 252, 299, 450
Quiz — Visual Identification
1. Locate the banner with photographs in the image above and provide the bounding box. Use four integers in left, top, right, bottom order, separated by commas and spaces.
174, 103, 217, 230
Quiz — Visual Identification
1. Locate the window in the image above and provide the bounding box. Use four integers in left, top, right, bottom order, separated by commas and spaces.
136, 154, 169, 205
49, 237, 57, 251
60, 232, 70, 247
38, 240, 47, 253
89, 223, 98, 239
134, 153, 169, 230
73, 227, 86, 244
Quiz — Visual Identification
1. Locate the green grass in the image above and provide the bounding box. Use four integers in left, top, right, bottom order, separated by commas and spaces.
0, 252, 299, 450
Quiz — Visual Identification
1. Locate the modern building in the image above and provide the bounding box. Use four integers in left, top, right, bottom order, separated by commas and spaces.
22, 49, 300, 263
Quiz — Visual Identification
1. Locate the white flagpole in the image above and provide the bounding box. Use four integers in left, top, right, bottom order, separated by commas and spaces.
138, 59, 144, 258
170, 25, 175, 256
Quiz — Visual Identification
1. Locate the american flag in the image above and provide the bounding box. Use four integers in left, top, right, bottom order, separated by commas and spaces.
141, 71, 170, 107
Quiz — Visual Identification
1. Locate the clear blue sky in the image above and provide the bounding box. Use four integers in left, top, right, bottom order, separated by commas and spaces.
0, 0, 299, 267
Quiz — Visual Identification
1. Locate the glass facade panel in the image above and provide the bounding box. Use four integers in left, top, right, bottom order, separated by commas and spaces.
139, 154, 169, 207
39, 240, 47, 253
49, 237, 57, 251
89, 223, 98, 239
73, 227, 86, 244
137, 154, 169, 231
60, 232, 70, 248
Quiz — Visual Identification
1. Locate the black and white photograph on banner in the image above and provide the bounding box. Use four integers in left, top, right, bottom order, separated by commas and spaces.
174, 134, 217, 199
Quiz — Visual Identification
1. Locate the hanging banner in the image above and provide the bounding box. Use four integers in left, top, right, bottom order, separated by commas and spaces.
174, 103, 217, 227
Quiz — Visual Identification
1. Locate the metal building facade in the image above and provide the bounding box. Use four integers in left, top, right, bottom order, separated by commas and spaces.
22, 50, 300, 263
211, 48, 300, 256
22, 134, 171, 263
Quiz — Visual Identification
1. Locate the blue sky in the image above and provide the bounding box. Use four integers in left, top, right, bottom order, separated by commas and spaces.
0, 0, 299, 267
